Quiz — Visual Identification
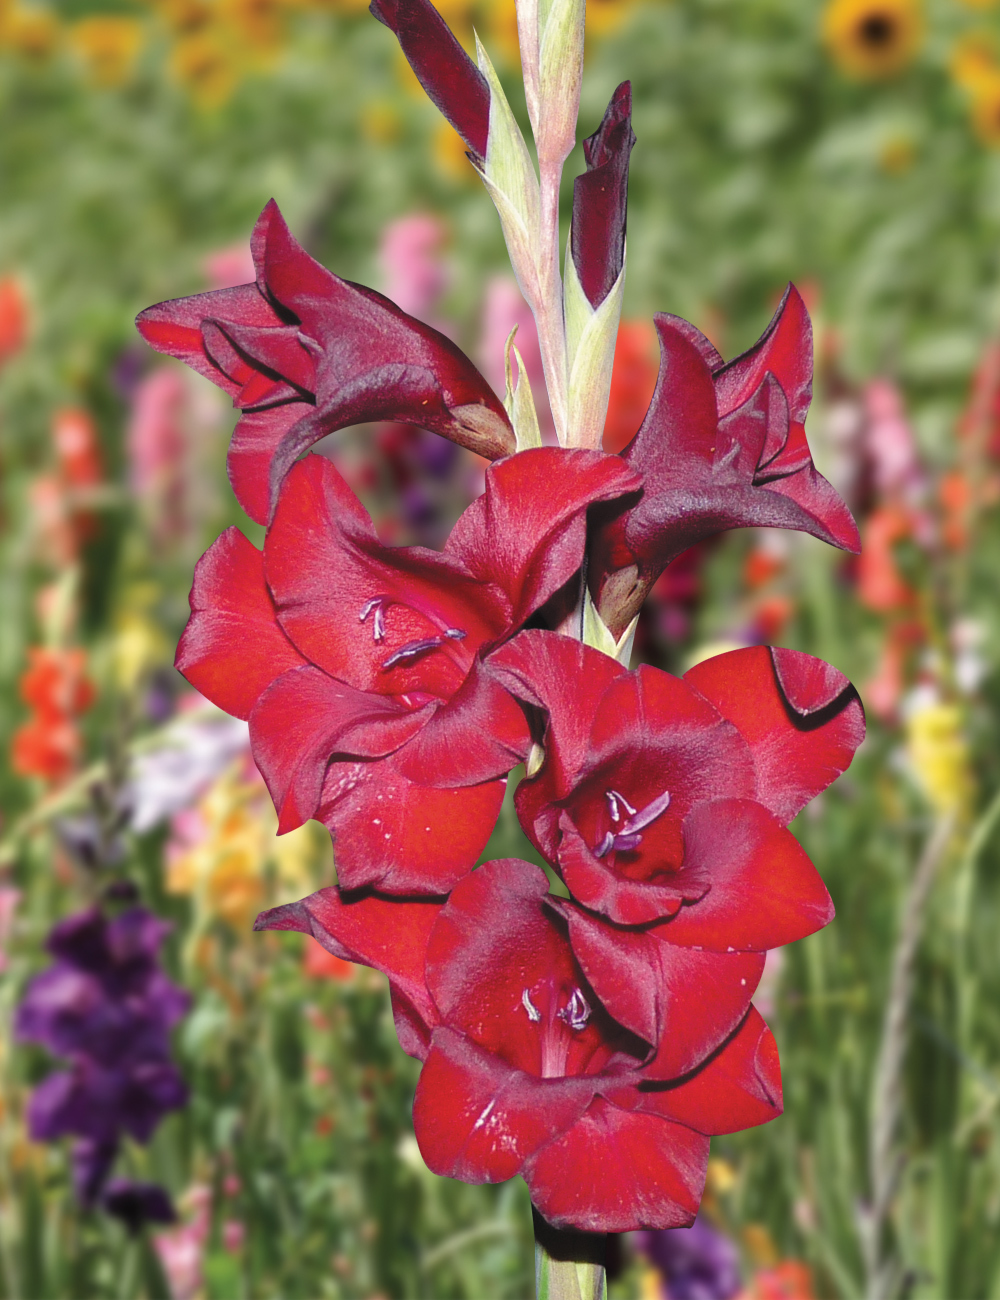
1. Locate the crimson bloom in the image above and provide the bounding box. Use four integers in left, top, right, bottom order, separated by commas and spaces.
592, 287, 861, 635
256, 857, 780, 1232
136, 200, 513, 526
490, 631, 864, 930
176, 447, 640, 895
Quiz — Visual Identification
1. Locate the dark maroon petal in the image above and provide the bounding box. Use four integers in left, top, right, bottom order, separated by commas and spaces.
249, 666, 431, 833
316, 754, 505, 894
175, 527, 306, 720
203, 320, 317, 397
254, 886, 441, 1055
552, 899, 763, 1078
446, 448, 642, 629
413, 1028, 596, 1184
684, 647, 865, 824
226, 402, 312, 526
713, 284, 811, 424
623, 316, 719, 472
662, 800, 833, 951
523, 1097, 707, 1232
368, 0, 490, 160
571, 82, 636, 308
135, 283, 283, 398
390, 658, 531, 788
758, 461, 861, 553
630, 1008, 781, 1136
557, 816, 705, 928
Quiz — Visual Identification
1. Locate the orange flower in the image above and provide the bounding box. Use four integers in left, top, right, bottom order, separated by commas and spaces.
745, 1260, 816, 1300
603, 319, 658, 454
53, 407, 102, 490
940, 469, 973, 550
20, 647, 94, 720
0, 277, 28, 364
857, 505, 915, 612
11, 715, 80, 782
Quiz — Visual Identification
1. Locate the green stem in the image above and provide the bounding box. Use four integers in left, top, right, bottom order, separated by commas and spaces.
533, 1208, 607, 1300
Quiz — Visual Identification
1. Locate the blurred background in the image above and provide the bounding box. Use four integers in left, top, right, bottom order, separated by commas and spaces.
3, 0, 1000, 1295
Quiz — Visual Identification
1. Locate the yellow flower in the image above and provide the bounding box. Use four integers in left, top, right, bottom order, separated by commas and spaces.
706, 1157, 738, 1194
1, 5, 59, 57
432, 118, 475, 182
971, 71, 1000, 144
879, 133, 916, 173
586, 0, 639, 39
822, 0, 923, 79
157, 0, 214, 36
111, 613, 168, 693
220, 0, 286, 54
169, 30, 239, 107
950, 32, 998, 90
905, 702, 974, 816
69, 16, 144, 87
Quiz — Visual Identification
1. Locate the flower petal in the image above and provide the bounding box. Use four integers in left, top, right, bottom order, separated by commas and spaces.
523, 1096, 707, 1232
175, 527, 306, 720
571, 82, 635, 309
249, 665, 431, 833
368, 0, 490, 160
413, 1027, 596, 1183
662, 800, 833, 951
713, 284, 811, 424
684, 646, 865, 824
316, 754, 505, 894
254, 886, 442, 1056
446, 447, 643, 629
631, 1007, 782, 1135
226, 402, 312, 526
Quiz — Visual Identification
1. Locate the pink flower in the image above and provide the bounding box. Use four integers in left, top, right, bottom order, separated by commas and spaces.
379, 214, 448, 321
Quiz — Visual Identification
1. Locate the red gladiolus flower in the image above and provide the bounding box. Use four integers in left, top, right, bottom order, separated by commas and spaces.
136, 200, 514, 526
255, 857, 781, 1232
175, 447, 640, 894
12, 648, 95, 783
490, 632, 864, 929
592, 287, 860, 635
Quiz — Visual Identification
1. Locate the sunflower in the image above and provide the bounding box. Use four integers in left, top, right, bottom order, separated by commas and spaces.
822, 0, 923, 79
950, 31, 998, 91
69, 16, 144, 87
168, 30, 239, 108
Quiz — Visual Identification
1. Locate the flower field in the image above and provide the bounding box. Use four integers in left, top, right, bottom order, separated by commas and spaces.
4, 0, 1000, 1296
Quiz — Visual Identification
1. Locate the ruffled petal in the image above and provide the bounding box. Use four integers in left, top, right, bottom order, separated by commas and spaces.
684, 646, 865, 824
413, 1028, 596, 1183
316, 753, 505, 894
249, 665, 431, 833
175, 527, 306, 719
523, 1096, 708, 1232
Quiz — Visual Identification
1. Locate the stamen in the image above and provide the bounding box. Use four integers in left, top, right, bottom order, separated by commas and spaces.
610, 832, 643, 853
621, 789, 671, 835
557, 987, 591, 1032
521, 989, 541, 1022
605, 790, 636, 824
381, 638, 443, 670
593, 788, 670, 857
359, 596, 388, 641
444, 627, 466, 640
594, 832, 615, 859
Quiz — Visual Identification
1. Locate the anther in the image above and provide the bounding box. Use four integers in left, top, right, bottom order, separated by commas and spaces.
444, 628, 466, 640
557, 988, 591, 1032
381, 637, 443, 670
605, 790, 637, 824
521, 989, 541, 1022
359, 596, 388, 641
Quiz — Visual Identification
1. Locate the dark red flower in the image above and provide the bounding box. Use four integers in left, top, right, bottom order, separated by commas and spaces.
255, 857, 781, 1232
490, 631, 864, 929
592, 287, 860, 635
176, 447, 640, 895
571, 82, 635, 310
136, 201, 513, 525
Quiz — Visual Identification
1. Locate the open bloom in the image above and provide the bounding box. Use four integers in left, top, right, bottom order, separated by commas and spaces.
136, 200, 514, 526
490, 632, 864, 929
591, 287, 860, 636
176, 446, 639, 894
256, 857, 781, 1232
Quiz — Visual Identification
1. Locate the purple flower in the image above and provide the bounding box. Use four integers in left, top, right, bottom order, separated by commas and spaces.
102, 1179, 177, 1235
637, 1216, 742, 1300
16, 906, 189, 1204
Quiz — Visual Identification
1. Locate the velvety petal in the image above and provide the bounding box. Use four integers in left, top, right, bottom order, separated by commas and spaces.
557, 816, 707, 928
316, 753, 505, 894
523, 1097, 708, 1232
254, 885, 442, 1054
571, 82, 636, 308
622, 316, 718, 475
200, 321, 304, 408
390, 657, 530, 788
369, 0, 490, 160
630, 1008, 782, 1136
446, 448, 642, 629
713, 284, 811, 425
552, 899, 763, 1078
226, 402, 312, 526
249, 666, 431, 833
266, 455, 506, 695
661, 800, 833, 951
174, 526, 307, 719
760, 461, 861, 553
413, 1027, 597, 1183
135, 283, 283, 397
684, 646, 865, 824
